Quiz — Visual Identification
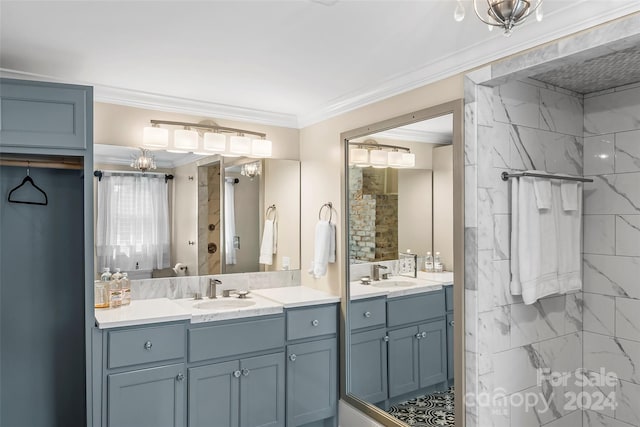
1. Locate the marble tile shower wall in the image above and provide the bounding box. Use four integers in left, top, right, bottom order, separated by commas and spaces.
465, 76, 585, 427
582, 84, 640, 427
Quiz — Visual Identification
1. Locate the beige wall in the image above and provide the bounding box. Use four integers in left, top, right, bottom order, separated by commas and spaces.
398, 168, 433, 257
173, 161, 199, 273
224, 172, 260, 274
433, 145, 454, 271
300, 74, 464, 294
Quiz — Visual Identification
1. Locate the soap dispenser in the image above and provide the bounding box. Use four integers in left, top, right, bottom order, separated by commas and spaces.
425, 252, 434, 272
121, 272, 131, 306
109, 268, 123, 308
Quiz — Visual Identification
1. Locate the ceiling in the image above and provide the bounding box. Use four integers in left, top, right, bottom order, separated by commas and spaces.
369, 114, 453, 144
1, 1, 638, 128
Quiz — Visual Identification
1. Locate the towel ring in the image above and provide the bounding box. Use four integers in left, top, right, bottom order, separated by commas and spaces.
319, 202, 333, 222
266, 204, 277, 221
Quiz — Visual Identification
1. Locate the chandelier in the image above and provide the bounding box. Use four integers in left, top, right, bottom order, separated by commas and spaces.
240, 161, 262, 180
455, 0, 543, 36
130, 148, 157, 172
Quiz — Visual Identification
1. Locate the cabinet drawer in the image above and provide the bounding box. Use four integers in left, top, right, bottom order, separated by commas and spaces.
189, 316, 285, 363
108, 324, 186, 369
350, 298, 386, 331
387, 291, 445, 327
287, 305, 337, 341
445, 285, 454, 312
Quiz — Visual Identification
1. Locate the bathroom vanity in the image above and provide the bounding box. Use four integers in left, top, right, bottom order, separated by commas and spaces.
92, 287, 339, 427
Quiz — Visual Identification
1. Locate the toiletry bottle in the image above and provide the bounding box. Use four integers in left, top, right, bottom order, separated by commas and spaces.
434, 252, 443, 273
100, 267, 111, 282
109, 268, 123, 308
121, 272, 131, 306
425, 252, 433, 272
94, 280, 109, 309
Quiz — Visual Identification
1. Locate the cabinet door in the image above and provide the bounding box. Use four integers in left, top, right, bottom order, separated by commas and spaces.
108, 363, 185, 427
188, 360, 240, 427
350, 328, 388, 404
239, 353, 285, 427
286, 338, 337, 426
418, 319, 447, 388
388, 326, 419, 398
447, 313, 454, 381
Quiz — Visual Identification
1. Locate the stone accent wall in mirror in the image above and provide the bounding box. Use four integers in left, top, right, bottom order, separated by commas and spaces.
94, 144, 300, 279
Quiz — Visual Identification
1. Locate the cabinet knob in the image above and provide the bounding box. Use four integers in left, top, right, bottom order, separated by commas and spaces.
311, 319, 319, 327
143, 341, 152, 350
415, 333, 422, 340
241, 368, 250, 377
450, 320, 455, 326
422, 331, 427, 338
233, 370, 241, 378
289, 354, 297, 362
176, 373, 184, 381
383, 336, 389, 342
364, 311, 372, 318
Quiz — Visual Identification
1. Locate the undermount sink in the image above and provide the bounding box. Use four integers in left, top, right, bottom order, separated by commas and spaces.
194, 299, 256, 310
369, 280, 414, 288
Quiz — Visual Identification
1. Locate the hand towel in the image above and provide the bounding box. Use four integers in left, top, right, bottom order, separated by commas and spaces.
510, 178, 522, 296
328, 223, 336, 263
309, 220, 331, 278
554, 181, 582, 293
515, 176, 560, 304
561, 181, 579, 211
531, 172, 552, 210
259, 219, 276, 265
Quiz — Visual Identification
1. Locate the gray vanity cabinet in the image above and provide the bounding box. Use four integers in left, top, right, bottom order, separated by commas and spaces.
446, 284, 454, 383
417, 319, 447, 387
387, 325, 420, 398
350, 328, 388, 403
239, 352, 286, 427
188, 361, 240, 427
108, 363, 186, 427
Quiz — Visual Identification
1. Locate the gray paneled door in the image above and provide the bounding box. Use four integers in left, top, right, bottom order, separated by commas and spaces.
286, 338, 337, 426
239, 352, 285, 427
188, 360, 240, 427
447, 313, 454, 381
418, 319, 447, 388
388, 326, 420, 398
108, 363, 186, 427
350, 328, 388, 403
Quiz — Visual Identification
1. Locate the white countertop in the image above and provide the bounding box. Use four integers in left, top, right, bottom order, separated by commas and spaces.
350, 274, 451, 300
94, 298, 191, 329
253, 286, 340, 308
172, 293, 283, 323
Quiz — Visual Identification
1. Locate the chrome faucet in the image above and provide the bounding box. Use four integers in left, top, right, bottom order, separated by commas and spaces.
372, 264, 388, 281
208, 278, 222, 299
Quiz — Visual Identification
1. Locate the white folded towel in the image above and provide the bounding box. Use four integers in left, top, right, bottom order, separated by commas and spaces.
510, 178, 521, 296
259, 219, 276, 265
561, 182, 579, 211
309, 220, 331, 278
328, 223, 336, 263
532, 173, 552, 210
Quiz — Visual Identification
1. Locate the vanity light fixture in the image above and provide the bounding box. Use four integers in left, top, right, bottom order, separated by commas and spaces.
350, 147, 369, 167
130, 148, 157, 172
348, 141, 413, 169
142, 124, 169, 149
203, 132, 227, 153
240, 161, 262, 180
229, 135, 252, 156
455, 0, 543, 36
369, 150, 389, 168
171, 128, 198, 153
251, 138, 272, 158
387, 151, 405, 168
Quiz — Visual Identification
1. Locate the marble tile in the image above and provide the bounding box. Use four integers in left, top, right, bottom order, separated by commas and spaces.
539, 88, 584, 137
491, 42, 560, 83
465, 165, 478, 227
465, 227, 478, 291
565, 292, 583, 334
584, 410, 635, 427
493, 80, 540, 129
581, 370, 616, 419
493, 214, 510, 261
478, 306, 511, 354
615, 130, 640, 173
476, 195, 494, 251
510, 296, 566, 348
492, 344, 542, 395
490, 124, 510, 168
584, 215, 615, 255
476, 374, 511, 427
584, 173, 640, 215
465, 290, 479, 353
583, 332, 640, 385
544, 410, 583, 427
616, 380, 640, 426
616, 215, 640, 257
616, 297, 640, 343
477, 250, 495, 312
509, 126, 583, 175
583, 254, 640, 300
493, 259, 515, 308
583, 292, 615, 336
508, 384, 548, 427
465, 102, 477, 166
584, 134, 615, 176
584, 86, 640, 136
477, 85, 494, 126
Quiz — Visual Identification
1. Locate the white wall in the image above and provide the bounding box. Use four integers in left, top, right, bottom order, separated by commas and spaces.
173, 161, 199, 273
398, 168, 433, 257
433, 144, 453, 271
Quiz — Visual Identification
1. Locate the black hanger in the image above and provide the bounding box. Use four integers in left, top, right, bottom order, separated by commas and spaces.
7, 166, 48, 206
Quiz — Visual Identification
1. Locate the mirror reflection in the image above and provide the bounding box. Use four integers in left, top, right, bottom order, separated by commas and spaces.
346, 114, 456, 424
94, 145, 300, 279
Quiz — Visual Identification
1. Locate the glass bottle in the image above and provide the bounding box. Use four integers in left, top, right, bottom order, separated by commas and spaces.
94, 280, 109, 309
425, 252, 434, 272
100, 267, 111, 282
121, 272, 131, 306
109, 268, 123, 308
434, 252, 443, 273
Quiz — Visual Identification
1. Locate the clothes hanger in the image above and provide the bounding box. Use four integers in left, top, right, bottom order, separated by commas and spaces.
7, 164, 48, 206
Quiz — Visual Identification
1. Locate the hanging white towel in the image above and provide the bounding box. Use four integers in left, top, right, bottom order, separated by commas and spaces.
259, 219, 277, 265
532, 174, 552, 209
510, 177, 521, 296
224, 180, 237, 265
328, 222, 336, 263
309, 220, 331, 278
561, 182, 579, 211
514, 175, 560, 304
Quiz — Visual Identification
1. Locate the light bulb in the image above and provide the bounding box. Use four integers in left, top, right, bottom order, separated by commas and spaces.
488, 24, 494, 32
454, 1, 465, 22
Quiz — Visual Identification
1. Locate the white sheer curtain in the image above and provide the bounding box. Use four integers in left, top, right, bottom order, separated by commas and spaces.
96, 173, 170, 272
224, 179, 237, 265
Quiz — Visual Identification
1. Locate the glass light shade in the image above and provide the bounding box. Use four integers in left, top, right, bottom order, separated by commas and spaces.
350, 148, 369, 166
387, 151, 405, 167
172, 129, 198, 153
251, 139, 272, 157
203, 132, 227, 152
142, 126, 168, 148
369, 150, 388, 168
229, 135, 252, 156
401, 152, 416, 168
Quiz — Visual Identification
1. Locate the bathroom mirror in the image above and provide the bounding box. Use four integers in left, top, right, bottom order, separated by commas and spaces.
341, 101, 465, 427
93, 144, 300, 278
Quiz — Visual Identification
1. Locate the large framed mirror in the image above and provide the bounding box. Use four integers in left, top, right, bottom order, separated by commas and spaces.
340, 100, 465, 426
93, 145, 300, 279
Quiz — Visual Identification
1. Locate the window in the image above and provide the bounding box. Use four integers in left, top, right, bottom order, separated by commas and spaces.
96, 174, 170, 272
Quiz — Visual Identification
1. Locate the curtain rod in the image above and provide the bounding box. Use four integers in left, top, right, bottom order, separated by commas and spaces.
501, 171, 593, 183
149, 119, 267, 138
94, 170, 174, 183
0, 159, 84, 170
